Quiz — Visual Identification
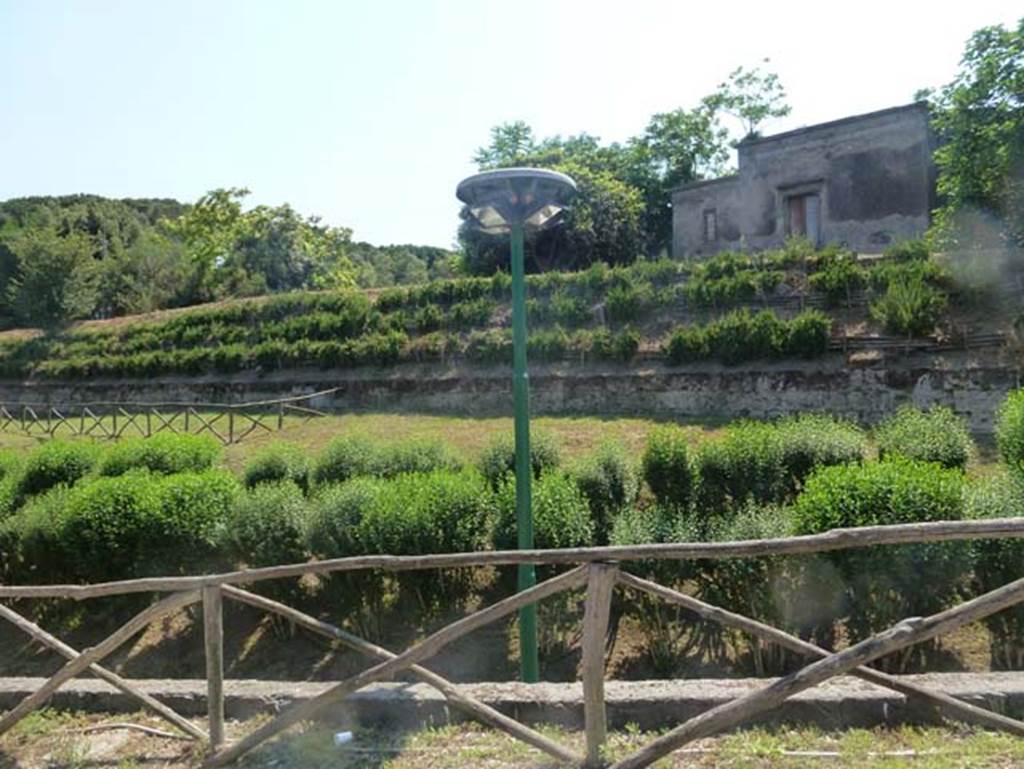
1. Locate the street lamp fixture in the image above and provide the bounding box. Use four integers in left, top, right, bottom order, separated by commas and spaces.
457, 167, 576, 683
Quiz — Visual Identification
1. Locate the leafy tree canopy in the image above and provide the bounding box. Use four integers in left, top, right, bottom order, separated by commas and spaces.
928, 17, 1024, 250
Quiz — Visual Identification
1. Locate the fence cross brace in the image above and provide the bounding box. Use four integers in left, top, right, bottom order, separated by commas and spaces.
612, 573, 1024, 768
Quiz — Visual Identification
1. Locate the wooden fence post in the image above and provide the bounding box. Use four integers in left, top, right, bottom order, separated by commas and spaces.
227, 411, 235, 445
581, 562, 618, 767
203, 585, 225, 750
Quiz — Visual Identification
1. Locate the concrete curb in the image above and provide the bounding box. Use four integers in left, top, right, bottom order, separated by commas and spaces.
3, 673, 1024, 730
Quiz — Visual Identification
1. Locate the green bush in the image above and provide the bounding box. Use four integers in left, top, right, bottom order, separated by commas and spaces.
965, 473, 1024, 668
883, 239, 931, 262
808, 250, 866, 305
15, 440, 101, 500
641, 426, 695, 510
495, 472, 594, 551
696, 504, 801, 675
875, 405, 974, 469
997, 390, 1024, 480
224, 481, 311, 570
478, 431, 561, 490
705, 309, 785, 364
312, 435, 380, 486
664, 325, 710, 364
98, 434, 221, 477
869, 278, 947, 336
243, 442, 311, 491
605, 280, 653, 323
151, 470, 239, 572
375, 439, 462, 478
783, 311, 831, 357
571, 442, 639, 545
699, 416, 864, 513
793, 457, 970, 667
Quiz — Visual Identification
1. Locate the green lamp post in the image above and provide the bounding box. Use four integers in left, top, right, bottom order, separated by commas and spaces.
456, 168, 577, 683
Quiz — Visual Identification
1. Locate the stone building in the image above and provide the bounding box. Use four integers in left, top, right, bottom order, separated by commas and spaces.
671, 102, 936, 257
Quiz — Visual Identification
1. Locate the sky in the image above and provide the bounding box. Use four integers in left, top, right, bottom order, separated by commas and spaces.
0, 1, 1019, 249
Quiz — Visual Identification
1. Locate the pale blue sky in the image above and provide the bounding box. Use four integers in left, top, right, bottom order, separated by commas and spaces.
0, 1, 1018, 248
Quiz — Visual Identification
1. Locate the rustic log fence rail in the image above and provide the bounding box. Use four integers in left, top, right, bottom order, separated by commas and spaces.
0, 389, 338, 445
3, 517, 1024, 767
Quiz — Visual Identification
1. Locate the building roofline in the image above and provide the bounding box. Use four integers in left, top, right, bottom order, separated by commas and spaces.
737, 102, 930, 149
670, 174, 740, 195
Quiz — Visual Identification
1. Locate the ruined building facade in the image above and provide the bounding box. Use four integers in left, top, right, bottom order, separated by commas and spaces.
671, 103, 936, 257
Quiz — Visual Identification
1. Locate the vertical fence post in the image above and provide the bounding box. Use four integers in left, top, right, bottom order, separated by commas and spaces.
228, 410, 235, 445
146, 409, 152, 437
111, 408, 118, 439
203, 585, 225, 750
277, 402, 284, 431
581, 562, 618, 768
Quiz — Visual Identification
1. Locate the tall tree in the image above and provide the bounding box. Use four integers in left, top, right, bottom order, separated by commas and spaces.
4, 228, 99, 327
930, 18, 1024, 250
707, 60, 792, 139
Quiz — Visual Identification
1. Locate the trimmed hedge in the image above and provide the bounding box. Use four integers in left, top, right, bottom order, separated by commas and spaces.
494, 472, 593, 551
14, 440, 101, 501
997, 390, 1024, 481
312, 435, 462, 487
224, 481, 311, 570
697, 415, 864, 512
641, 426, 695, 510
478, 432, 561, 490
966, 473, 1024, 668
793, 457, 970, 664
243, 442, 311, 491
97, 433, 221, 477
664, 309, 830, 365
875, 405, 973, 469
572, 441, 639, 544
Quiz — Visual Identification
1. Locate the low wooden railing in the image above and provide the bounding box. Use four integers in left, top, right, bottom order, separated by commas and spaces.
3, 517, 1024, 767
0, 389, 338, 445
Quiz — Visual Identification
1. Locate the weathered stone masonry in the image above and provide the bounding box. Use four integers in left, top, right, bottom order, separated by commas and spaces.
672, 103, 936, 257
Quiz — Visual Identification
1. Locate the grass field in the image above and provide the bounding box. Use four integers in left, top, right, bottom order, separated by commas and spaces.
3, 710, 1024, 769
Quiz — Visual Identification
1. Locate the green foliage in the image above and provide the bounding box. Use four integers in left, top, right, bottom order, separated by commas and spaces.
4, 228, 100, 327
707, 60, 792, 138
807, 250, 865, 305
312, 435, 379, 486
875, 405, 974, 469
695, 504, 801, 674
312, 435, 461, 487
53, 469, 237, 582
883, 239, 931, 262
997, 389, 1024, 480
243, 442, 311, 491
965, 473, 1024, 668
495, 472, 594, 550
14, 440, 100, 501
478, 431, 561, 490
665, 309, 829, 366
869, 278, 947, 336
224, 481, 311, 569
571, 442, 639, 544
929, 18, 1024, 250
641, 426, 695, 510
698, 416, 864, 512
605, 280, 653, 323
793, 457, 970, 665
97, 434, 221, 477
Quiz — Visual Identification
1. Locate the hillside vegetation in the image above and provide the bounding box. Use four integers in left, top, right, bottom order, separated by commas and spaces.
0, 238, 1017, 380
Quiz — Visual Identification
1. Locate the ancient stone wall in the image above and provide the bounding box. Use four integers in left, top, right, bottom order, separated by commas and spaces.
1, 352, 1018, 433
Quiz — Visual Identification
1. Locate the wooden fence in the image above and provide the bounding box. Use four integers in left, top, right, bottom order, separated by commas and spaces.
0, 390, 338, 445
4, 517, 1024, 766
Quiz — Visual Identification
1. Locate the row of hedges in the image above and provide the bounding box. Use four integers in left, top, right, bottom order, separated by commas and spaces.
0, 240, 953, 379
4, 392, 1024, 674
663, 309, 831, 364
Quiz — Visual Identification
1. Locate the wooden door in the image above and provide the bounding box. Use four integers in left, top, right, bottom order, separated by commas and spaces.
788, 196, 807, 236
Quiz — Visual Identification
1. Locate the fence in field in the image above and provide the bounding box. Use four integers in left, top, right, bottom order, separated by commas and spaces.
4, 518, 1024, 767
0, 390, 339, 445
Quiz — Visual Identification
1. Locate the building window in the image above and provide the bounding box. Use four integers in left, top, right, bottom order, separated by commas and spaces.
703, 210, 717, 243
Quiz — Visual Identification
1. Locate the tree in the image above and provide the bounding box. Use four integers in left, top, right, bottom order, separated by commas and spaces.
473, 121, 537, 168
707, 60, 792, 139
4, 228, 99, 327
929, 18, 1024, 250
165, 188, 357, 298
97, 230, 193, 316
